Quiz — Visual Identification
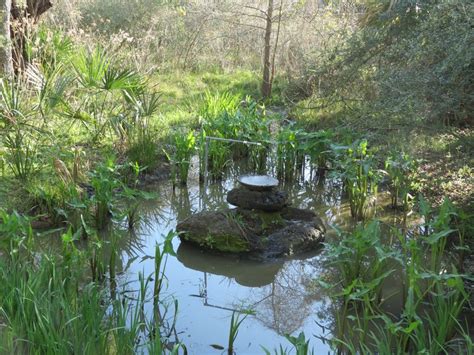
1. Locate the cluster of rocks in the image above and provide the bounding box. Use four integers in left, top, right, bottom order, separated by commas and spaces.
176, 176, 325, 259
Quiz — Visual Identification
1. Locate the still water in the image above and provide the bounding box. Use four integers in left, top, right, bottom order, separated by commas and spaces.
112, 170, 407, 354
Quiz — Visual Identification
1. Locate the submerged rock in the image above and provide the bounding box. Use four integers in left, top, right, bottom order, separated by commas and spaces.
227, 187, 288, 212
176, 207, 325, 259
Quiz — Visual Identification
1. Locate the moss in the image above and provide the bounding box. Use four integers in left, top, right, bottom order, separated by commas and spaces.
255, 211, 285, 231
199, 234, 250, 253
181, 233, 250, 253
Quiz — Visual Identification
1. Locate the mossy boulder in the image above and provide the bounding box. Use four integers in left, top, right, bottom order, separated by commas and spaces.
176, 207, 325, 258
176, 211, 252, 253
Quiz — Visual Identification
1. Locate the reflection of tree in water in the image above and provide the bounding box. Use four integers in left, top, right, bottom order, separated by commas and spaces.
247, 258, 333, 336
201, 181, 232, 211
170, 186, 193, 222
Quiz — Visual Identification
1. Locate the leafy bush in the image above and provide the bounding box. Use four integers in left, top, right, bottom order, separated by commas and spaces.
309, 0, 473, 127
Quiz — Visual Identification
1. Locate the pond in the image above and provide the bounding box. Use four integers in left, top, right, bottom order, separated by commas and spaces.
106, 165, 411, 354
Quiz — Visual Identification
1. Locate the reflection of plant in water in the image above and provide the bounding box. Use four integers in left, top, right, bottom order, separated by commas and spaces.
0, 213, 185, 354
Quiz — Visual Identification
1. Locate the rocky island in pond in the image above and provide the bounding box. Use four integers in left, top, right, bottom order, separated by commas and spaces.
176, 175, 325, 259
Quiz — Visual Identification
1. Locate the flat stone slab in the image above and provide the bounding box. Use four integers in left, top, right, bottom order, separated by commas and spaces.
237, 175, 279, 191
227, 187, 288, 212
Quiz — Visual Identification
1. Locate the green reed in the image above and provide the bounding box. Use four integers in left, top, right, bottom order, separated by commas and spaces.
172, 130, 196, 185
227, 311, 247, 355
0, 211, 184, 354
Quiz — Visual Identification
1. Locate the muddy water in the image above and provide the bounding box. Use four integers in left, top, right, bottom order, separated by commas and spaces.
114, 170, 408, 354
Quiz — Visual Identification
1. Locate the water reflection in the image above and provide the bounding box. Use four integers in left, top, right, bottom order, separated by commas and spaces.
177, 242, 283, 287
111, 166, 417, 353
251, 260, 325, 335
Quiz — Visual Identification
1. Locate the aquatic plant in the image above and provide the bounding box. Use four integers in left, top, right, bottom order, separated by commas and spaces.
322, 198, 471, 354
300, 130, 335, 174
89, 157, 124, 229
126, 116, 159, 172
333, 139, 380, 220
227, 311, 248, 355
384, 152, 418, 210
276, 125, 306, 182
198, 132, 232, 181
0, 209, 33, 258
197, 94, 271, 179
172, 130, 196, 185
262, 332, 314, 355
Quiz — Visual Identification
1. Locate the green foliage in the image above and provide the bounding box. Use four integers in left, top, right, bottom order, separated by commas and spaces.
333, 139, 380, 220
325, 221, 391, 297
321, 197, 471, 353
70, 47, 147, 143
312, 0, 473, 127
0, 209, 33, 256
0, 214, 182, 354
262, 332, 314, 355
125, 118, 159, 172
198, 93, 270, 179
3, 127, 39, 181
228, 311, 248, 355
165, 130, 196, 185
300, 130, 335, 171
384, 152, 418, 210
276, 124, 304, 181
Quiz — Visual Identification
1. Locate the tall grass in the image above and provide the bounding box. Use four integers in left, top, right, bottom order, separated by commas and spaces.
165, 130, 196, 185
197, 93, 271, 179
0, 210, 184, 354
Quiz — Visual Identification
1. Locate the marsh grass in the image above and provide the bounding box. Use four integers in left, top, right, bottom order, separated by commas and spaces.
167, 130, 196, 185
0, 209, 183, 354
321, 198, 472, 354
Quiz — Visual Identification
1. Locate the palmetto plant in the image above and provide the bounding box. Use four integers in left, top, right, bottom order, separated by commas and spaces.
70, 47, 145, 143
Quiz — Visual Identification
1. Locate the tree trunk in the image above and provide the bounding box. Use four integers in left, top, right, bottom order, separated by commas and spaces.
269, 1, 282, 96
0, 0, 13, 77
261, 0, 273, 99
10, 0, 52, 72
